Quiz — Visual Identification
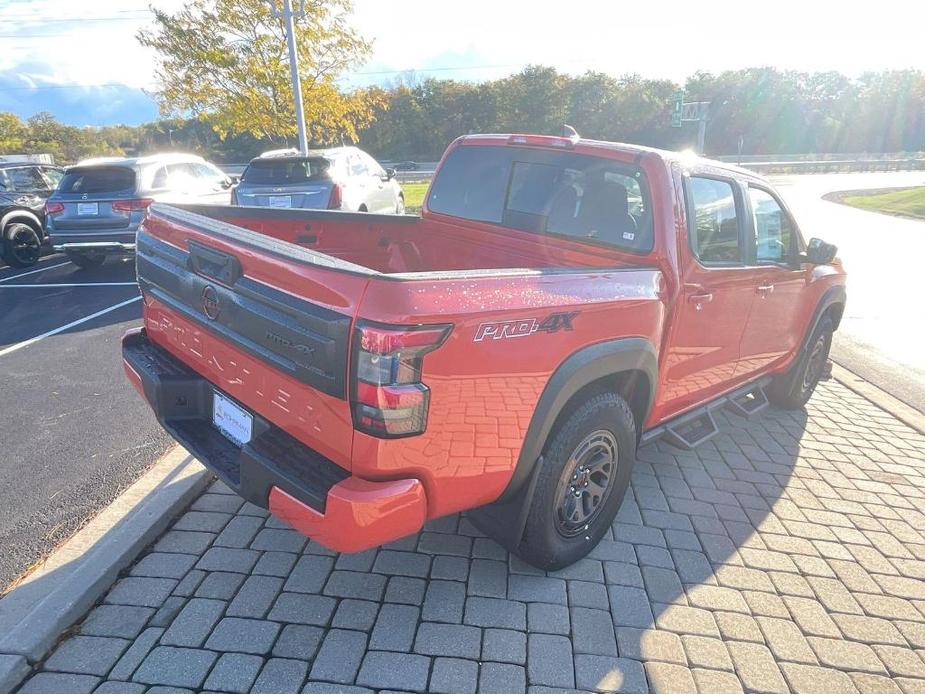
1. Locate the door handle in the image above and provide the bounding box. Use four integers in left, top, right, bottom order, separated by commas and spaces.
756, 284, 775, 297
688, 292, 713, 311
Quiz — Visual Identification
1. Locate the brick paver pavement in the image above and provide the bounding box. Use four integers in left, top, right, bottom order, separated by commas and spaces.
18, 379, 925, 693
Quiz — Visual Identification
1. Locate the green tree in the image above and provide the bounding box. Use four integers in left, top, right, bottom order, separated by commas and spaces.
138, 0, 383, 145
0, 112, 26, 152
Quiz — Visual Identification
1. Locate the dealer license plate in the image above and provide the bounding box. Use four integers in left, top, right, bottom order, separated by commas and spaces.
212, 391, 253, 447
77, 202, 99, 216
268, 196, 292, 208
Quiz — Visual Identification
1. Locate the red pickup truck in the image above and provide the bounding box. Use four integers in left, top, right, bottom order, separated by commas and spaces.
122, 133, 845, 569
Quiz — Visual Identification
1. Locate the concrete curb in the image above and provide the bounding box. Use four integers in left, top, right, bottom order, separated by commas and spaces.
831, 362, 925, 436
0, 445, 210, 694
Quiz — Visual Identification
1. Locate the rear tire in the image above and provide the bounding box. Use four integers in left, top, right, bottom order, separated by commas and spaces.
767, 316, 834, 409
2, 222, 42, 268
395, 195, 405, 214
518, 392, 636, 570
66, 251, 106, 270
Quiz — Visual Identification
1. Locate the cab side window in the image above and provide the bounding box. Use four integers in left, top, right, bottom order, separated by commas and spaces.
687, 177, 743, 265
748, 187, 793, 264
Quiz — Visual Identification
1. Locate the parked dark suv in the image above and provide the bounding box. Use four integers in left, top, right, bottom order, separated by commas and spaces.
0, 161, 64, 268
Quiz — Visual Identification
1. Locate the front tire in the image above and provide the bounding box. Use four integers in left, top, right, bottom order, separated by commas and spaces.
767, 316, 834, 409
2, 222, 42, 268
395, 195, 405, 214
518, 392, 636, 570
66, 251, 106, 270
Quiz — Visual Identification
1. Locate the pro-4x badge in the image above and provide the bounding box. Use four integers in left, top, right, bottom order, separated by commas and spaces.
474, 312, 578, 342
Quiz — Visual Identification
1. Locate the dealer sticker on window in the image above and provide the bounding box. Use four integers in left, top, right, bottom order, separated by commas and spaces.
212, 390, 253, 447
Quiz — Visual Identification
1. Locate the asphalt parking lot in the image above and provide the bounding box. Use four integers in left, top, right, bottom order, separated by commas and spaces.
0, 254, 172, 590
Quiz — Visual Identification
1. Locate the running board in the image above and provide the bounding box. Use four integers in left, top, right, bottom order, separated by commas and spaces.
662, 409, 719, 450
640, 376, 773, 450
725, 385, 769, 418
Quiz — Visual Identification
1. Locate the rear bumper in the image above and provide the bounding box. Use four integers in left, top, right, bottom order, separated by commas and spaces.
53, 241, 136, 253
121, 328, 427, 553
50, 231, 137, 254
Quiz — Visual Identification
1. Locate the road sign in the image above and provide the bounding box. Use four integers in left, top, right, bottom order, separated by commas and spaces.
682, 101, 710, 122
671, 91, 683, 128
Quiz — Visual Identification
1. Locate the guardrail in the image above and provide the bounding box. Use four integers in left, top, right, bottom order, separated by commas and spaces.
717, 153, 925, 174
222, 152, 925, 182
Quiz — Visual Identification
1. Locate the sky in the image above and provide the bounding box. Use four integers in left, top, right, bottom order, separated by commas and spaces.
0, 0, 923, 126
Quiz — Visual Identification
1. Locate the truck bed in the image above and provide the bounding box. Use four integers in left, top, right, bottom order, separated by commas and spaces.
162, 204, 649, 275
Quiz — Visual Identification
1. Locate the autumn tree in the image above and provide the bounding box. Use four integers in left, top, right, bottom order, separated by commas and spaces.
138, 0, 382, 145
0, 112, 26, 152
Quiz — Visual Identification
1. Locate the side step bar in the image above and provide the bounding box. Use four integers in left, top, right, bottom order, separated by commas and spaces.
640, 377, 772, 450
726, 384, 769, 418
662, 409, 719, 450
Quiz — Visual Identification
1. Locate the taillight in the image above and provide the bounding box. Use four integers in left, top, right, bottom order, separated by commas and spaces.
112, 198, 154, 212
44, 201, 64, 216
327, 183, 343, 209
352, 321, 451, 438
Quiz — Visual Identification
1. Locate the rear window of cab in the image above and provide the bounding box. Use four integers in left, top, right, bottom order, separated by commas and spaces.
427, 145, 654, 253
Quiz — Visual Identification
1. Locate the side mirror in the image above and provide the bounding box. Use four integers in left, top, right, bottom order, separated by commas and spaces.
384, 168, 396, 180
805, 237, 837, 265
221, 177, 234, 189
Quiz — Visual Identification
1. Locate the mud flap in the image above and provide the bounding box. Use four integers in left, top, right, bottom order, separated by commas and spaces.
467, 455, 544, 553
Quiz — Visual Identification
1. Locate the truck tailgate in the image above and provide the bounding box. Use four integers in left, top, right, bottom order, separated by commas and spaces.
136, 204, 373, 469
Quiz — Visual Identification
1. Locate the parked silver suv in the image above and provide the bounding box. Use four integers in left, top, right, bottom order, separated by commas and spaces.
233, 147, 404, 214
45, 153, 232, 268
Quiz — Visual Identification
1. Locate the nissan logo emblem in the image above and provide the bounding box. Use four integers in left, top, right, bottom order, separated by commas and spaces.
201, 285, 220, 320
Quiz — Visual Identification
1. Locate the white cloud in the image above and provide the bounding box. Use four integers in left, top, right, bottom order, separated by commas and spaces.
0, 0, 186, 88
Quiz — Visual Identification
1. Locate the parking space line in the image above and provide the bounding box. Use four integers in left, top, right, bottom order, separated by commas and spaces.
0, 296, 142, 358
0, 282, 138, 288
0, 262, 71, 284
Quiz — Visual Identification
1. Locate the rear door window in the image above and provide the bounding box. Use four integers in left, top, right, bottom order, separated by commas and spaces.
348, 155, 368, 177
427, 145, 653, 252
59, 167, 136, 194
242, 158, 328, 185
686, 177, 744, 265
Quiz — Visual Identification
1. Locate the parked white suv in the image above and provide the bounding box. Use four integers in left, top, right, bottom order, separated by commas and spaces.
233, 147, 404, 214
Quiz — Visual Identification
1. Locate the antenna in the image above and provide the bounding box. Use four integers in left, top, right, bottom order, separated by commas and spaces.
560, 124, 580, 141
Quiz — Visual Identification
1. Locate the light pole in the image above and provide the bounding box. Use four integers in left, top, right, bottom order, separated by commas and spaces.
268, 0, 309, 155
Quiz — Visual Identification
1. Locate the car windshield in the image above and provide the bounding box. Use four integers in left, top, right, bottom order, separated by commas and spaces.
242, 157, 330, 185
427, 144, 654, 253
59, 166, 136, 194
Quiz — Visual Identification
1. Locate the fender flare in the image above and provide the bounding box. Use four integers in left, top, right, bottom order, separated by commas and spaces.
500, 337, 658, 501
1, 209, 44, 239
801, 284, 846, 353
